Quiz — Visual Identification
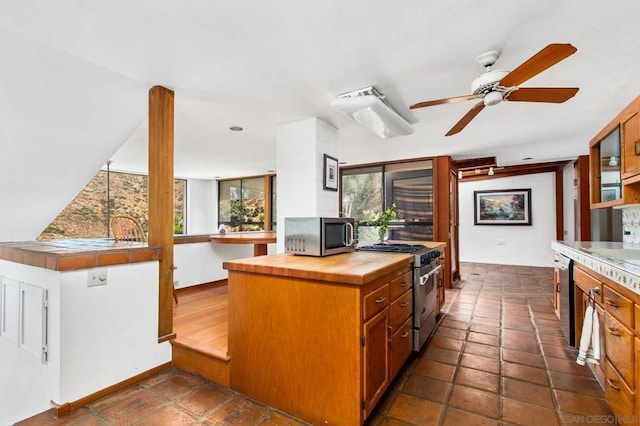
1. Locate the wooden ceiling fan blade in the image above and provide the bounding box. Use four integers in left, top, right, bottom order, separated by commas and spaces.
506, 87, 579, 103
410, 94, 477, 110
446, 102, 485, 136
499, 43, 577, 87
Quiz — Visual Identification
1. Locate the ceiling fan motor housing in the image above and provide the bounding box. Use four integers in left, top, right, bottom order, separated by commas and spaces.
471, 69, 510, 95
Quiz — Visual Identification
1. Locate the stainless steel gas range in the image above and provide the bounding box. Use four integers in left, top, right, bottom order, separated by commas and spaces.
356, 243, 442, 352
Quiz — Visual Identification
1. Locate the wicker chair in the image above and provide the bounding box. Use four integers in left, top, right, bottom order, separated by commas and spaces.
110, 214, 178, 304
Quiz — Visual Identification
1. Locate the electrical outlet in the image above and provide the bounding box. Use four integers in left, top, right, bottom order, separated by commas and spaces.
88, 268, 108, 287
174, 280, 179, 288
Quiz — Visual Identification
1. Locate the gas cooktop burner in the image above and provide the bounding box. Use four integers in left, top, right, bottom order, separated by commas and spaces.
357, 243, 426, 253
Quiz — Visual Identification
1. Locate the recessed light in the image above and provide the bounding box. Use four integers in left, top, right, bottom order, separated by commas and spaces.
339, 161, 347, 165
229, 126, 243, 131
522, 157, 533, 161
214, 176, 221, 179
267, 170, 275, 173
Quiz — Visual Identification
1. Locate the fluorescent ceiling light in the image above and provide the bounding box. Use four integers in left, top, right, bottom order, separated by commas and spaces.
331, 87, 414, 139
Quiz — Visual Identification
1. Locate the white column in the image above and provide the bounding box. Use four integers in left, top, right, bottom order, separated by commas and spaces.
276, 118, 339, 253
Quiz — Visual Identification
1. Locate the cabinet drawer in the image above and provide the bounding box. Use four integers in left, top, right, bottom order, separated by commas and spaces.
604, 313, 635, 388
573, 266, 603, 303
363, 284, 390, 321
604, 361, 636, 424
603, 286, 634, 330
389, 317, 413, 378
390, 290, 412, 331
389, 271, 412, 300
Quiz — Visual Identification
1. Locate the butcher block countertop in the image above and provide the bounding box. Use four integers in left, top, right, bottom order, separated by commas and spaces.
223, 240, 446, 286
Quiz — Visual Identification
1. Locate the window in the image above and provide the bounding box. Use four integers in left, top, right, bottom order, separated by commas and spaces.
218, 176, 273, 232
38, 170, 187, 239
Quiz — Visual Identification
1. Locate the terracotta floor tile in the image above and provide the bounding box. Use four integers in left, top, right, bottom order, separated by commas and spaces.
502, 397, 560, 426
464, 341, 500, 358
99, 390, 167, 424
545, 357, 594, 377
501, 348, 545, 368
386, 393, 443, 425
554, 390, 613, 416
135, 404, 197, 425
474, 310, 502, 320
411, 359, 456, 383
175, 383, 234, 416
542, 343, 578, 360
440, 319, 470, 330
441, 407, 499, 426
471, 316, 501, 327
455, 366, 499, 393
206, 395, 269, 425
147, 371, 205, 400
538, 334, 569, 346
402, 375, 451, 404
467, 331, 500, 346
502, 377, 554, 408
422, 345, 461, 365
459, 353, 500, 374
434, 326, 468, 340
378, 418, 411, 426
502, 361, 548, 386
447, 385, 500, 418
446, 313, 472, 322
502, 329, 536, 341
257, 410, 309, 425
469, 323, 501, 336
502, 337, 540, 354
548, 371, 604, 398
429, 335, 464, 351
88, 386, 142, 412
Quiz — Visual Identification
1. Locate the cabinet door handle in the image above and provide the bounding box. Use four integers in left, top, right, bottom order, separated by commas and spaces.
388, 326, 393, 341
606, 378, 621, 391
400, 331, 409, 338
604, 298, 619, 308
375, 296, 386, 304
635, 140, 640, 155
607, 327, 621, 336
400, 282, 408, 288
400, 302, 409, 308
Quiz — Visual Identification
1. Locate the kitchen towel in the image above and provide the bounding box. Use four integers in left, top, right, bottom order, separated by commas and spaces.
576, 295, 600, 366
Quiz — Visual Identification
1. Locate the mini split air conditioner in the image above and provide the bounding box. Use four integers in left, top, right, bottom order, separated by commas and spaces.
331, 86, 414, 139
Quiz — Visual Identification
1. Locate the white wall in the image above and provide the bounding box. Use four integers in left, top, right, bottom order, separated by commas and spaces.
0, 260, 171, 425
186, 179, 217, 234
459, 172, 556, 267
173, 242, 276, 289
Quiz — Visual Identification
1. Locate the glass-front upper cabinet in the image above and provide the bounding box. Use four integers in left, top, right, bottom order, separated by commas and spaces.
590, 125, 622, 207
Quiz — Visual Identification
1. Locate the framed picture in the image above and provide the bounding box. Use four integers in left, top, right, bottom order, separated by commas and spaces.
323, 154, 338, 191
474, 188, 532, 225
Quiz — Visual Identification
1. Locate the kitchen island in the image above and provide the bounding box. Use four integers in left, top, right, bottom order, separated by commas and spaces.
223, 242, 445, 426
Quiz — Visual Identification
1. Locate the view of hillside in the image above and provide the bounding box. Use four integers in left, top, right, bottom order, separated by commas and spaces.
38, 170, 185, 239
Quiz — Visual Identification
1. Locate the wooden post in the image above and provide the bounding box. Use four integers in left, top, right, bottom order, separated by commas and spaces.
148, 85, 175, 341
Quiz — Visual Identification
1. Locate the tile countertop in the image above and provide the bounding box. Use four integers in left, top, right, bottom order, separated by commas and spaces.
551, 240, 640, 295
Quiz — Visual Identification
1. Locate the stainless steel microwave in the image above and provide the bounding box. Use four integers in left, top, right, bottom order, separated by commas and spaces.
284, 217, 355, 256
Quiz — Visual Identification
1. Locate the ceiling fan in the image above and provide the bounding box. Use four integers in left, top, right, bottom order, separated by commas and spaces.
410, 43, 579, 136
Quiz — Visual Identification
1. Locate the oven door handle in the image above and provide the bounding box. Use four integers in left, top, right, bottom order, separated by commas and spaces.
420, 264, 443, 285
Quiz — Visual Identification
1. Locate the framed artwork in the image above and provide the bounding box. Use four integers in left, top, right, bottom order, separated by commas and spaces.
474, 188, 532, 225
323, 154, 338, 191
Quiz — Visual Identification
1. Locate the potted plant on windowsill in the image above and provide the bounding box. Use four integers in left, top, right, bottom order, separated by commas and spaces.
369, 203, 398, 242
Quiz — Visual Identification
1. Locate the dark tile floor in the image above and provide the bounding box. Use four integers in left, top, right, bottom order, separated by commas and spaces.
18, 262, 612, 425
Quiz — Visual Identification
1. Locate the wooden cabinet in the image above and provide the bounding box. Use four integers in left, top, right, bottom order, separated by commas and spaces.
622, 111, 640, 178
573, 263, 639, 423
590, 95, 640, 207
226, 254, 414, 426
363, 308, 390, 414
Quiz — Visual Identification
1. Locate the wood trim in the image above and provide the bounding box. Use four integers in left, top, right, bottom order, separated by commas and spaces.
51, 362, 171, 418
264, 175, 273, 231
458, 160, 570, 182
555, 168, 563, 241
575, 155, 592, 241
433, 156, 452, 289
148, 85, 175, 340
175, 279, 228, 295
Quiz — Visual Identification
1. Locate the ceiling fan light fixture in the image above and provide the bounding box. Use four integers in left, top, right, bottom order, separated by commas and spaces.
609, 156, 618, 167
331, 87, 414, 139
483, 91, 503, 106
488, 166, 494, 176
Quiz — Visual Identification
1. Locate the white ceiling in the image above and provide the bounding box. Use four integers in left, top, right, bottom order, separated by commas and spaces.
2, 0, 640, 182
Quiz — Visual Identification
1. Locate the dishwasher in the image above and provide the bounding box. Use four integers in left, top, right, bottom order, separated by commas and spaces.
554, 253, 575, 347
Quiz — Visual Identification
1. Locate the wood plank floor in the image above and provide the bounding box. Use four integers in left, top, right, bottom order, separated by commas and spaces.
173, 283, 229, 360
